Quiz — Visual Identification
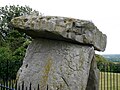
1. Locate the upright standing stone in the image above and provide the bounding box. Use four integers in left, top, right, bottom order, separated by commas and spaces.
86, 56, 99, 90
17, 38, 94, 90
10, 16, 107, 90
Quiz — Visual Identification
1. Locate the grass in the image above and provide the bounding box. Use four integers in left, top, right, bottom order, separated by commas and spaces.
99, 72, 120, 90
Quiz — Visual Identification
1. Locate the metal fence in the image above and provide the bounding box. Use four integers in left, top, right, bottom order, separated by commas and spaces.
0, 59, 22, 90
0, 80, 41, 90
0, 60, 120, 90
98, 63, 120, 90
0, 59, 22, 80
0, 80, 16, 90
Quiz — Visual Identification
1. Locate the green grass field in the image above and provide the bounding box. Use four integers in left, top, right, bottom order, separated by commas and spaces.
99, 72, 120, 90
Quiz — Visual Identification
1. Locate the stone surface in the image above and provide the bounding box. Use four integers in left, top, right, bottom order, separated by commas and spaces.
86, 56, 99, 90
10, 15, 107, 90
16, 38, 94, 90
11, 16, 107, 51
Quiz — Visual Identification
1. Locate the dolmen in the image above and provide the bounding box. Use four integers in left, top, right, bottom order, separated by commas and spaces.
11, 15, 107, 90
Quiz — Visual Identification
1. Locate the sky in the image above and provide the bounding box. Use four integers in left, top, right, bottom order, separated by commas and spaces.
0, 0, 120, 54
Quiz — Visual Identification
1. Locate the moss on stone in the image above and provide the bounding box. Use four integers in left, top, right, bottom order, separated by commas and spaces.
40, 57, 52, 89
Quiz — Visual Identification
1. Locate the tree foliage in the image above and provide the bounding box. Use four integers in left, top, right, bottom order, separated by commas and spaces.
0, 5, 39, 41
95, 54, 120, 73
0, 5, 39, 79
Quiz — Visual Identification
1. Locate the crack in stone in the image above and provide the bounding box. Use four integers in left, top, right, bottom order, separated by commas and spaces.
61, 76, 70, 90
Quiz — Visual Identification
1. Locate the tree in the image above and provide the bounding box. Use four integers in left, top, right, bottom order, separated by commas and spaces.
95, 54, 120, 73
0, 5, 40, 50
95, 54, 112, 72
0, 5, 39, 47
0, 5, 39, 80
0, 5, 39, 41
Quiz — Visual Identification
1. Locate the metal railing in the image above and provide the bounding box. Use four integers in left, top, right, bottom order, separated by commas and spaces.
0, 60, 120, 90
98, 63, 120, 90
0, 81, 41, 90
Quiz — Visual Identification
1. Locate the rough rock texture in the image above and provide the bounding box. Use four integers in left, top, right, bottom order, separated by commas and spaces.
11, 16, 107, 51
10, 15, 107, 90
86, 56, 99, 90
16, 38, 94, 90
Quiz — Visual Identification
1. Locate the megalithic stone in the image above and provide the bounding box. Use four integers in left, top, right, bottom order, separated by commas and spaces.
10, 16, 107, 90
86, 56, 100, 90
11, 16, 107, 51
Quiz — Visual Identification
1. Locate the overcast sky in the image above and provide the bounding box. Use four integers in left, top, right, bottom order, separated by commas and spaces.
0, 0, 120, 54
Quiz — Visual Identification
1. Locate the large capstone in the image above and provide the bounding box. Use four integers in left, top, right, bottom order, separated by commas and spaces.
11, 16, 107, 51
10, 15, 107, 90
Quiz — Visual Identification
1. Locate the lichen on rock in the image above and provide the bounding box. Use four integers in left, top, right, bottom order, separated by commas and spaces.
16, 38, 95, 90
11, 16, 107, 51
10, 15, 107, 90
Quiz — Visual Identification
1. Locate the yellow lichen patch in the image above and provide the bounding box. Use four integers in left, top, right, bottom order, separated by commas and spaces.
40, 57, 53, 89
11, 16, 26, 29
55, 26, 65, 32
